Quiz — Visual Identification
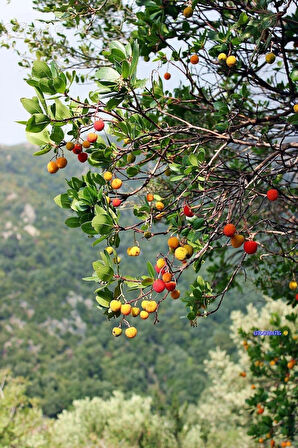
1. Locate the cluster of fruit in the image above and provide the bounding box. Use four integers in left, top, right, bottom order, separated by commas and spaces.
47, 119, 105, 173
223, 223, 258, 254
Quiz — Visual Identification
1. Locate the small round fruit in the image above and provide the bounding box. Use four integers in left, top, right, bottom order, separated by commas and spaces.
82, 140, 91, 148
156, 258, 166, 269
123, 138, 130, 145
257, 407, 264, 414
94, 119, 105, 131
267, 189, 278, 201
183, 244, 194, 258
183, 204, 194, 217
140, 310, 149, 319
165, 167, 171, 176
286, 442, 291, 447
287, 359, 295, 369
144, 231, 152, 239
183, 6, 193, 18
251, 384, 256, 389
164, 72, 171, 80
165, 281, 176, 291
129, 246, 140, 256
244, 241, 258, 254
125, 326, 137, 338
153, 279, 166, 293
105, 246, 114, 255
131, 307, 140, 317
47, 161, 59, 174
112, 198, 122, 207
112, 327, 122, 337
121, 304, 132, 315
230, 234, 244, 248
270, 360, 276, 366
171, 290, 180, 299
73, 143, 82, 154
127, 153, 136, 163
87, 132, 97, 143
240, 371, 246, 377
226, 55, 237, 67
111, 178, 122, 189
56, 157, 67, 169
146, 193, 154, 202
190, 54, 199, 65
259, 439, 264, 444
265, 52, 276, 64
218, 53, 227, 62
141, 300, 149, 310
110, 300, 121, 312
162, 273, 172, 283
289, 281, 297, 290
155, 201, 164, 210
168, 236, 179, 249
223, 224, 236, 237
78, 152, 88, 163
66, 141, 74, 151
103, 171, 113, 181
294, 104, 298, 113
175, 247, 188, 261
146, 301, 158, 313
127, 247, 132, 256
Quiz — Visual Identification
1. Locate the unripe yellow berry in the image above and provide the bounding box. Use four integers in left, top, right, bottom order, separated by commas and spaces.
175, 247, 188, 261
131, 307, 140, 317
146, 301, 158, 313
105, 246, 114, 255
265, 52, 276, 64
226, 55, 237, 67
103, 171, 113, 181
141, 300, 149, 310
155, 201, 165, 210
140, 310, 149, 320
294, 104, 298, 113
129, 246, 140, 256
218, 53, 227, 62
156, 258, 166, 269
289, 281, 297, 290
183, 6, 193, 18
111, 178, 122, 189
121, 304, 132, 315
125, 327, 137, 338
110, 300, 121, 312
112, 327, 122, 337
183, 244, 193, 258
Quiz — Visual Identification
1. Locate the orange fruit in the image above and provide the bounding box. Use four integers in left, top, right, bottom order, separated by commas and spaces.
111, 178, 122, 189
146, 193, 154, 202
47, 161, 59, 174
230, 234, 244, 248
162, 273, 172, 283
82, 140, 91, 148
65, 141, 74, 151
125, 327, 137, 338
140, 310, 149, 320
155, 201, 164, 210
223, 223, 236, 237
146, 301, 158, 313
183, 6, 193, 18
171, 290, 180, 300
56, 157, 68, 169
190, 54, 199, 64
287, 359, 295, 369
168, 236, 179, 249
164, 72, 171, 80
121, 304, 131, 315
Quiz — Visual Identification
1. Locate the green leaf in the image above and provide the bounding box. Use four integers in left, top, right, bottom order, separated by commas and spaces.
54, 99, 72, 120
141, 277, 154, 286
96, 67, 121, 82
53, 74, 67, 93
93, 261, 114, 282
50, 126, 64, 144
26, 129, 51, 146
91, 213, 114, 235
122, 60, 130, 79
26, 114, 50, 133
32, 61, 52, 79
110, 41, 127, 58
20, 97, 43, 114
65, 217, 81, 228
54, 193, 71, 209
81, 221, 97, 235
188, 154, 198, 166
130, 41, 139, 77
147, 261, 155, 278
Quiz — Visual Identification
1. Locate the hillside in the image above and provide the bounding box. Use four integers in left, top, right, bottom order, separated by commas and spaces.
0, 143, 264, 416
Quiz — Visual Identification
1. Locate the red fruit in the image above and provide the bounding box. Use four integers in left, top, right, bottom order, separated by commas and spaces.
112, 198, 121, 207
295, 293, 298, 301
244, 241, 258, 254
223, 223, 236, 237
183, 204, 194, 217
153, 279, 166, 293
94, 120, 105, 131
78, 152, 88, 163
154, 264, 166, 274
267, 189, 279, 201
73, 143, 82, 154
165, 281, 176, 291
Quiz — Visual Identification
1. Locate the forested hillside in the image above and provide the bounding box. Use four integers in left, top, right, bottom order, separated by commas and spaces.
0, 143, 264, 416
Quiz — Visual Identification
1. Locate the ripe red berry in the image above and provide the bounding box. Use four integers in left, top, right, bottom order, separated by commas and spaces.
165, 281, 176, 291
296, 293, 298, 301
73, 143, 82, 154
244, 241, 258, 254
154, 264, 167, 274
153, 279, 166, 293
223, 223, 236, 237
183, 204, 194, 217
164, 72, 171, 80
266, 189, 279, 201
94, 120, 105, 131
78, 152, 88, 163
112, 198, 121, 207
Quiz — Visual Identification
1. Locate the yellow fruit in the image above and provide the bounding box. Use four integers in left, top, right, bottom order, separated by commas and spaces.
121, 304, 132, 315
289, 281, 297, 290
56, 157, 67, 169
65, 141, 74, 151
140, 310, 149, 320
131, 307, 140, 317
175, 247, 188, 261
110, 300, 121, 312
124, 138, 130, 145
155, 212, 165, 220
105, 246, 114, 255
105, 195, 110, 204
226, 55, 237, 67
47, 161, 59, 174
103, 171, 113, 181
129, 246, 140, 256
155, 201, 164, 210
270, 360, 276, 366
141, 300, 149, 310
183, 244, 193, 258
127, 247, 132, 256
230, 234, 245, 248
111, 178, 122, 189
115, 256, 121, 264
171, 290, 180, 299
294, 104, 298, 113
183, 6, 193, 18
265, 52, 276, 64
156, 258, 166, 269
82, 140, 91, 148
168, 236, 179, 249
125, 327, 137, 338
218, 53, 227, 62
146, 301, 158, 313
112, 327, 122, 337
